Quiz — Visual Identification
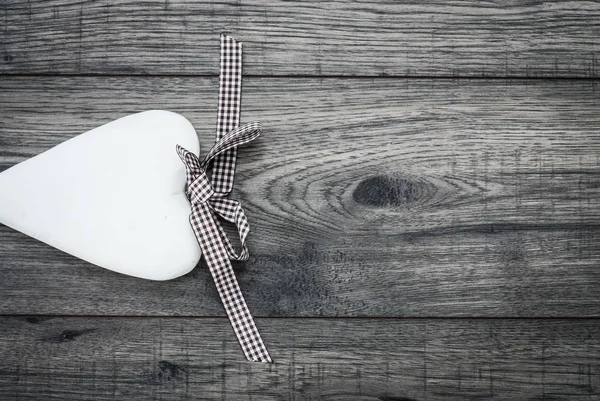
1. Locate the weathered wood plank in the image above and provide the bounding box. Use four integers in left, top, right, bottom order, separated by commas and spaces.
2, 0, 600, 77
0, 317, 598, 400
1, 77, 599, 317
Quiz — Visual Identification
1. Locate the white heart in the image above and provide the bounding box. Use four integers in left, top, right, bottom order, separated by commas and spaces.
0, 110, 201, 280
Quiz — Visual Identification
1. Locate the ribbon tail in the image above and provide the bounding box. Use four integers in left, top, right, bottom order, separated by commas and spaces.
191, 203, 273, 363
212, 34, 243, 194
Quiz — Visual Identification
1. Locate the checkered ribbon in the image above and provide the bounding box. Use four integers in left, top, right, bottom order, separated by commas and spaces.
175, 35, 272, 363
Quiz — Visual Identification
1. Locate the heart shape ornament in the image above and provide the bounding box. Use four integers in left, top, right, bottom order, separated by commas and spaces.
0, 35, 273, 362
0, 110, 202, 280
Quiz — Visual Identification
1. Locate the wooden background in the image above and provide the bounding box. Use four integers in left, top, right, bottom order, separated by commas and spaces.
1, 1, 599, 399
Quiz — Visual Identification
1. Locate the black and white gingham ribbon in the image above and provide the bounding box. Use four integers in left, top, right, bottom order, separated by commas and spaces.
176, 35, 272, 363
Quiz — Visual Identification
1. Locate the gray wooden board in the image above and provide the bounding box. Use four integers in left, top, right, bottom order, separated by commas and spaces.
2, 0, 600, 77
0, 317, 598, 400
0, 77, 599, 317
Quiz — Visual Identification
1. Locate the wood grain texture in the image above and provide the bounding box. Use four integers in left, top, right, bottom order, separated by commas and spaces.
2, 0, 600, 77
1, 76, 599, 317
0, 317, 599, 400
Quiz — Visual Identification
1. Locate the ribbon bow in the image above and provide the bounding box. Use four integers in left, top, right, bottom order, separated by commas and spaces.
175, 35, 272, 363
176, 122, 260, 263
